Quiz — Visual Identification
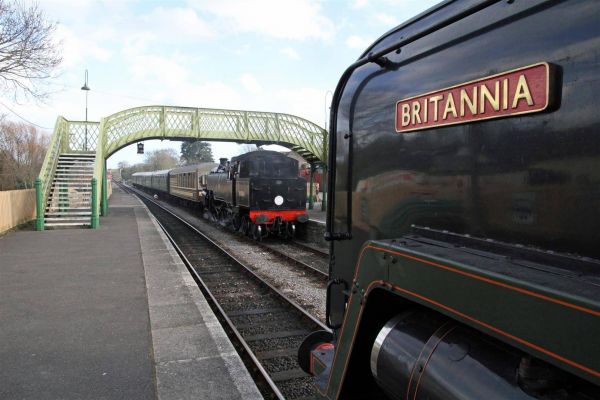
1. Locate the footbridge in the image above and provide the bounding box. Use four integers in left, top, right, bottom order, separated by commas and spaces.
35, 105, 328, 229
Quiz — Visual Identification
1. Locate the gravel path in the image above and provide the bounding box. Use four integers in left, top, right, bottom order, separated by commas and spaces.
147, 195, 327, 323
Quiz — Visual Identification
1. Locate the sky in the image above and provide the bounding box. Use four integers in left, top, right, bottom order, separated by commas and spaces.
6, 0, 439, 168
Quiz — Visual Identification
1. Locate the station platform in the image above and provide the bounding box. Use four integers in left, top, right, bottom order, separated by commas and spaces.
0, 184, 262, 399
306, 207, 325, 224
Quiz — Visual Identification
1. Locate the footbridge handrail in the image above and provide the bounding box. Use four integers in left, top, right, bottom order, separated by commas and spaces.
38, 117, 67, 205
102, 105, 327, 162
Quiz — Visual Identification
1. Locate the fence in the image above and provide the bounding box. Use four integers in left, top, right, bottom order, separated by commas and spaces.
0, 189, 36, 234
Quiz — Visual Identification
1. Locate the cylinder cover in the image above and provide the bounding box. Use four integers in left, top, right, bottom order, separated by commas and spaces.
371, 310, 541, 400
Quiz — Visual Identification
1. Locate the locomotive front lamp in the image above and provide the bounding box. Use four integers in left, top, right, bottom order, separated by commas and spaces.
274, 195, 284, 206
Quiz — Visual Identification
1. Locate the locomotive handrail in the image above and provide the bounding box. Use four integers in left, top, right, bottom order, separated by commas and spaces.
326, 278, 348, 329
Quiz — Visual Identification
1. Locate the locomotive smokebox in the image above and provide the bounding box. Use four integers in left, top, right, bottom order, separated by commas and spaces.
219, 157, 228, 166
371, 310, 563, 400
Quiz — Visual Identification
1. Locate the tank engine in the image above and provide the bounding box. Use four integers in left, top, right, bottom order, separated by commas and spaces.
202, 150, 308, 239
299, 1, 600, 399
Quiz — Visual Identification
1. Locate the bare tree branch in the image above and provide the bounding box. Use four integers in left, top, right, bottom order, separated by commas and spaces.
0, 1, 61, 101
0, 117, 48, 190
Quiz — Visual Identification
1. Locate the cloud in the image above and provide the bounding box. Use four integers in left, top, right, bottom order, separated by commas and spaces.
345, 35, 372, 50
172, 81, 243, 110
141, 7, 215, 41
280, 47, 300, 60
240, 73, 263, 94
375, 13, 398, 26
189, 0, 336, 41
352, 0, 369, 9
55, 25, 112, 67
124, 48, 192, 91
270, 87, 328, 127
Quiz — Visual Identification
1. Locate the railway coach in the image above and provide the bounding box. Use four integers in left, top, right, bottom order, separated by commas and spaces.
131, 169, 170, 194
169, 163, 218, 206
299, 1, 600, 399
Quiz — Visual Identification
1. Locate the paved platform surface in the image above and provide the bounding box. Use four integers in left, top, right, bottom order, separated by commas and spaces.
0, 184, 262, 400
306, 207, 325, 224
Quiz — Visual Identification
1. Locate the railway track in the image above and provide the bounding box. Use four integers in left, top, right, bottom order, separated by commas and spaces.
123, 180, 329, 280
254, 239, 328, 278
121, 182, 329, 400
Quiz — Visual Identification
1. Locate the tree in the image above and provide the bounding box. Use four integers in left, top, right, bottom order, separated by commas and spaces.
180, 141, 213, 164
144, 148, 179, 171
0, 1, 62, 100
0, 118, 48, 190
119, 162, 146, 182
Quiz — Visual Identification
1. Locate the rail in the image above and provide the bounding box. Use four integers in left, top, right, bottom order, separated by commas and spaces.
120, 181, 329, 399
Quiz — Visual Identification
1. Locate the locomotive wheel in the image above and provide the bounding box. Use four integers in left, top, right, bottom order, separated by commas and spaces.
251, 224, 263, 241
217, 208, 228, 226
241, 216, 251, 235
232, 214, 241, 231
287, 222, 296, 238
223, 210, 233, 227
209, 206, 218, 223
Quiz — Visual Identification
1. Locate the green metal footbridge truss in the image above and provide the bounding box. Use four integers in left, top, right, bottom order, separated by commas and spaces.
36, 105, 328, 230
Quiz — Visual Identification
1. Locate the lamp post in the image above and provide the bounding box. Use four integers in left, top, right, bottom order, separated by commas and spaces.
81, 69, 90, 151
324, 90, 333, 131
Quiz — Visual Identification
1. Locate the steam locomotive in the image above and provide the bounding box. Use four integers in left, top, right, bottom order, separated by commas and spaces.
131, 150, 308, 239
203, 150, 308, 239
299, 1, 600, 399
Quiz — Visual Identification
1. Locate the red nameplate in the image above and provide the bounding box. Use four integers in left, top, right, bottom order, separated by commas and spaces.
395, 63, 552, 133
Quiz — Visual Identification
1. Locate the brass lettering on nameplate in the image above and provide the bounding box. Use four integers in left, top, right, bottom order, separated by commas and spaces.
395, 63, 555, 133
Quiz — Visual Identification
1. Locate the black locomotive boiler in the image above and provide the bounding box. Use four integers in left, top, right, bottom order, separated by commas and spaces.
299, 1, 600, 399
202, 150, 308, 239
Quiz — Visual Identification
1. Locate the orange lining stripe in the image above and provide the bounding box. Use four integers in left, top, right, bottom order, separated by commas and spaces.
367, 245, 600, 317
325, 245, 600, 399
412, 326, 456, 400
389, 283, 600, 379
406, 322, 452, 399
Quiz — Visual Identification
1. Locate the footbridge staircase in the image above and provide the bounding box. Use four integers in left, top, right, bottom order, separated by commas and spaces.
36, 105, 327, 230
